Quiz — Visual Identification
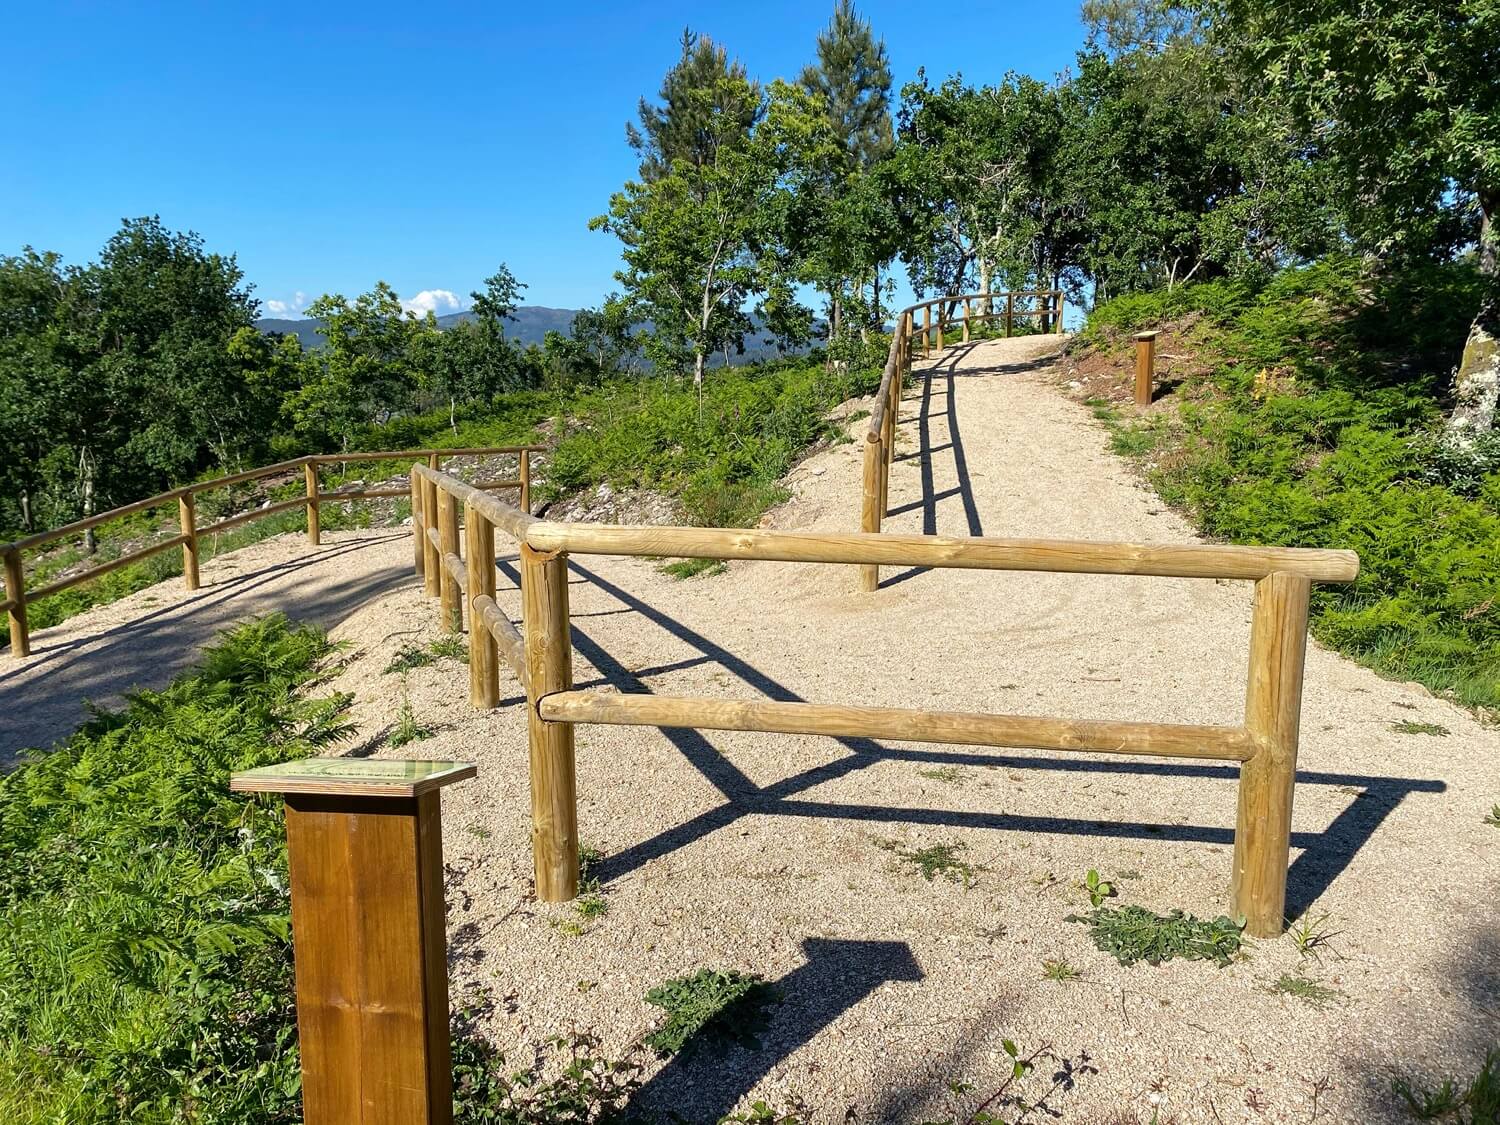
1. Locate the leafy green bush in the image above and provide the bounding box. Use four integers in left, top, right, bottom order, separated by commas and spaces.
0, 614, 350, 1122
1068, 906, 1244, 967
643, 969, 781, 1056
1081, 259, 1500, 710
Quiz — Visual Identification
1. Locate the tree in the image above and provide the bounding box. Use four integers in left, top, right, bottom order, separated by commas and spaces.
1209, 0, 1500, 435
798, 1, 896, 334
596, 50, 814, 396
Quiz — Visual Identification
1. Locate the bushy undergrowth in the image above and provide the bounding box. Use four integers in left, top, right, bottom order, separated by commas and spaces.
1080, 258, 1500, 711
0, 614, 350, 1122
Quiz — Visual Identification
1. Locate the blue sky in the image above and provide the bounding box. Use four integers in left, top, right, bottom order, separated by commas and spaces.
2, 2, 1087, 318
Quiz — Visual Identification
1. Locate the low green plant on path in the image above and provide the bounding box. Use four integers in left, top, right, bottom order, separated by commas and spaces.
1272, 973, 1341, 1008
880, 839, 983, 886
1041, 958, 1083, 983
643, 969, 781, 1056
1485, 804, 1500, 828
1391, 1045, 1499, 1123
1288, 912, 1342, 963
1392, 720, 1451, 737
1068, 905, 1245, 967
1082, 868, 1116, 907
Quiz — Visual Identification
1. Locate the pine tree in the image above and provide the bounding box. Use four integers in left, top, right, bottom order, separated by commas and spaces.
798, 0, 893, 173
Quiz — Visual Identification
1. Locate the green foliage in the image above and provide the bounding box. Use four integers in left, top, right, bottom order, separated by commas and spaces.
385, 636, 469, 674
1040, 958, 1082, 983
642, 969, 781, 1056
1391, 1046, 1500, 1124
388, 692, 434, 748
0, 614, 349, 1122
1081, 260, 1500, 710
1272, 973, 1341, 1008
661, 557, 728, 579
1392, 720, 1451, 737
1287, 911, 1342, 963
1083, 868, 1116, 907
879, 839, 981, 886
1485, 804, 1500, 828
1069, 906, 1245, 967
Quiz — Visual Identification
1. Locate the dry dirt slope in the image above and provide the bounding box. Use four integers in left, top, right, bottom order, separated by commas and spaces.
6, 335, 1498, 1122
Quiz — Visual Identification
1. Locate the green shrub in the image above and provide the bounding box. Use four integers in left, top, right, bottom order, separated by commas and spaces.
1081, 259, 1500, 710
0, 614, 350, 1122
643, 969, 780, 1056
1069, 906, 1244, 966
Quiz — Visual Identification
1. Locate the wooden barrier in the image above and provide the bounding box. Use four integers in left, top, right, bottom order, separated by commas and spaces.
413, 462, 1355, 936
1, 445, 541, 659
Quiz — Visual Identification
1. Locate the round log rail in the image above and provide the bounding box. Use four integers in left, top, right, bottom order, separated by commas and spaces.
522, 522, 1360, 583
539, 690, 1257, 762
3, 444, 542, 659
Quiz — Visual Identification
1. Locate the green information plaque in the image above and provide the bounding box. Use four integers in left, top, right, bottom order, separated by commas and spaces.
230, 757, 476, 798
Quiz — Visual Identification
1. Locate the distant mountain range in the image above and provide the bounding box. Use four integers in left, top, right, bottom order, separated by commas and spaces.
254, 306, 814, 367
254, 306, 579, 350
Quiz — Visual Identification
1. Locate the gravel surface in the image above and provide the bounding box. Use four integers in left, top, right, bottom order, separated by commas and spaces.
8, 336, 1497, 1122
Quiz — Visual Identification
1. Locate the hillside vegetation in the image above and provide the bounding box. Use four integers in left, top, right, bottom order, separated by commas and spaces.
1074, 258, 1500, 712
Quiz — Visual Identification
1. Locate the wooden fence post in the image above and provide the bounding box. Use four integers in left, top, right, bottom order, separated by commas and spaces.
1231, 572, 1310, 937
936, 305, 945, 350
230, 758, 475, 1125
465, 500, 498, 709
962, 299, 971, 343
437, 488, 460, 632
1056, 292, 1066, 335
410, 465, 425, 577
3, 548, 28, 658
1005, 293, 1014, 337
179, 491, 200, 591
521, 543, 579, 901
859, 437, 882, 592
428, 453, 440, 472
922, 305, 931, 357
1134, 330, 1157, 406
519, 449, 531, 515
304, 461, 321, 546
422, 476, 441, 598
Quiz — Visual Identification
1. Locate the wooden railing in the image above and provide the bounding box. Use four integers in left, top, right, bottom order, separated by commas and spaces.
860, 289, 1065, 592
412, 466, 1357, 937
2, 446, 540, 658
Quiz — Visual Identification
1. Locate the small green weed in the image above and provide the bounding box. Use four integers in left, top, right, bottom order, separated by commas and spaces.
880, 839, 982, 886
1041, 958, 1082, 983
1083, 869, 1116, 907
1272, 973, 1341, 1008
428, 635, 469, 662
1288, 912, 1342, 963
1391, 1045, 1499, 1122
389, 693, 434, 747
1069, 906, 1245, 966
718, 1101, 813, 1124
661, 557, 728, 579
1484, 804, 1500, 828
643, 969, 780, 1055
385, 635, 469, 674
1392, 720, 1451, 737
918, 765, 967, 785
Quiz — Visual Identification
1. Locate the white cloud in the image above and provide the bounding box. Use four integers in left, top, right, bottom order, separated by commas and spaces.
402, 289, 466, 318
264, 291, 309, 318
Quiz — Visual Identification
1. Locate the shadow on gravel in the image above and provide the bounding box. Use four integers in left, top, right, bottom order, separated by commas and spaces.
494, 558, 1445, 925
0, 533, 412, 763
626, 938, 923, 1123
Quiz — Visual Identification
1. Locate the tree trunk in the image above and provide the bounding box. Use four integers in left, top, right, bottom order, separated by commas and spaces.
1449, 192, 1499, 440
694, 349, 706, 420
979, 258, 993, 317
80, 451, 96, 556
449, 397, 458, 435
19, 489, 31, 532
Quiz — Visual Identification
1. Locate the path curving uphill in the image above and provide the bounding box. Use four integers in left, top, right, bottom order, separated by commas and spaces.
5, 334, 1496, 1121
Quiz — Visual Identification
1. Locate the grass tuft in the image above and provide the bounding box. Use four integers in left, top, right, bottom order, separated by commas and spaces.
880, 839, 982, 887
1272, 973, 1341, 1007
1068, 905, 1244, 967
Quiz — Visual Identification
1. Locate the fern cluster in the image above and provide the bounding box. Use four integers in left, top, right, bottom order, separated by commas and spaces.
0, 614, 350, 1122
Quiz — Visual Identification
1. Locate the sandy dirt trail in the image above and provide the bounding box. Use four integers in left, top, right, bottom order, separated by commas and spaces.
6, 336, 1496, 1123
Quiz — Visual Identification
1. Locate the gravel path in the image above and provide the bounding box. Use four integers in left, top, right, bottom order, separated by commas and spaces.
8, 336, 1497, 1122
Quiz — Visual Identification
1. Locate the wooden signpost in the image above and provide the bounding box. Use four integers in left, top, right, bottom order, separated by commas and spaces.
230, 757, 476, 1125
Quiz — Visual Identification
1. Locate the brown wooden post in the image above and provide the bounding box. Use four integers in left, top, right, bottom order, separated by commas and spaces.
304, 461, 321, 546
3, 548, 28, 658
922, 305, 931, 358
422, 476, 440, 598
962, 298, 971, 343
1133, 330, 1157, 406
521, 543, 578, 901
410, 465, 425, 577
465, 500, 498, 709
230, 758, 475, 1125
437, 488, 460, 632
859, 437, 881, 592
1231, 572, 1310, 937
1005, 293, 1014, 337
879, 386, 894, 518
178, 491, 200, 591
519, 449, 531, 515
427, 453, 440, 472
936, 304, 945, 350
1056, 292, 1066, 335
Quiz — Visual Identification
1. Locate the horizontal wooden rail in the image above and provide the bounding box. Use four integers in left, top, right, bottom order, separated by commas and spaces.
442, 551, 468, 595
539, 690, 1256, 762
25, 534, 190, 600
308, 445, 541, 464
523, 523, 1359, 583
472, 593, 526, 684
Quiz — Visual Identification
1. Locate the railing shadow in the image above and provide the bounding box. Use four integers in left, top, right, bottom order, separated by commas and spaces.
496, 558, 1444, 924
626, 938, 923, 1123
